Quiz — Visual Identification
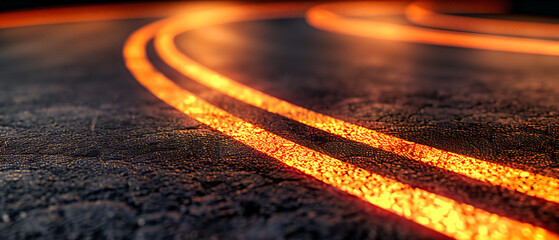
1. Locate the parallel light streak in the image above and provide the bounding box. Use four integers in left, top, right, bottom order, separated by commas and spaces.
305, 2, 559, 56
406, 1, 559, 39
155, 2, 559, 206
124, 7, 558, 239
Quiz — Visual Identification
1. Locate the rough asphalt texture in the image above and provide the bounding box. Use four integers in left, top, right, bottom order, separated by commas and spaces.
0, 17, 558, 239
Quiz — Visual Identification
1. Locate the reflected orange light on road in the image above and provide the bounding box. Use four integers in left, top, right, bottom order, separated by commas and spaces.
155, 2, 559, 206
406, 1, 559, 39
124, 5, 558, 239
306, 2, 559, 56
3, 2, 559, 239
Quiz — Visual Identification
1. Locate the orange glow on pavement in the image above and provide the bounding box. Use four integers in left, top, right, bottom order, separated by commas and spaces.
305, 2, 559, 56
4, 2, 559, 239
124, 5, 559, 239
406, 1, 559, 39
155, 2, 559, 205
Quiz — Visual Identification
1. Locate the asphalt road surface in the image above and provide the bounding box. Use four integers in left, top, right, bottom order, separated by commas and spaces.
1, 3, 558, 240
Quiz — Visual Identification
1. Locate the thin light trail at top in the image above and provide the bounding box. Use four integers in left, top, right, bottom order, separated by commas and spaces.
155, 1, 559, 205
0, 2, 196, 29
0, 1, 244, 31
405, 0, 559, 39
306, 1, 559, 56
123, 4, 558, 239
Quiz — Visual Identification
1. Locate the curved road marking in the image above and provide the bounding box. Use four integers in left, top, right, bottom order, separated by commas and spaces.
155, 2, 559, 205
124, 4, 558, 239
406, 1, 559, 39
306, 1, 559, 56
1, 2, 558, 239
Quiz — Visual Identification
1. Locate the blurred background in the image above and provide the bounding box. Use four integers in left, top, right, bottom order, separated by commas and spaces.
2, 0, 559, 18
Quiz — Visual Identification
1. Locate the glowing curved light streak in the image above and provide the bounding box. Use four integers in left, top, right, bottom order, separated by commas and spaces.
305, 1, 559, 56
124, 5, 558, 239
406, 1, 559, 39
2, 2, 558, 239
155, 2, 559, 206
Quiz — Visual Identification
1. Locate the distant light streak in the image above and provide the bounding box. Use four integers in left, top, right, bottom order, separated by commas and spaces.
305, 2, 559, 56
0, 2, 226, 29
124, 5, 558, 239
155, 2, 559, 206
406, 1, 559, 39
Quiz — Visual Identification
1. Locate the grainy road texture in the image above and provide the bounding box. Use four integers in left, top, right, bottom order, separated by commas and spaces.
1, 15, 558, 240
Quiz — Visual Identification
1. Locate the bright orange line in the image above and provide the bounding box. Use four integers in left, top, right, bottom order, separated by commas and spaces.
154, 2, 559, 206
305, 2, 559, 56
124, 4, 558, 239
0, 2, 227, 29
406, 1, 559, 39
3, 2, 558, 238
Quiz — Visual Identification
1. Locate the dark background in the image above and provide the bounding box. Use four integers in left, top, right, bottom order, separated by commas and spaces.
2, 0, 559, 17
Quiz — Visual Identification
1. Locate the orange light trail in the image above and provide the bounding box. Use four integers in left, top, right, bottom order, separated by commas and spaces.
2, 2, 558, 239
154, 2, 559, 206
124, 4, 559, 239
406, 1, 559, 39
305, 1, 559, 56
0, 2, 228, 29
